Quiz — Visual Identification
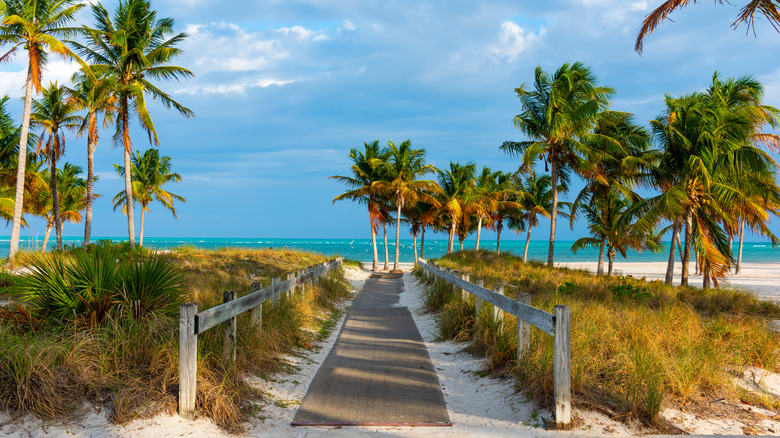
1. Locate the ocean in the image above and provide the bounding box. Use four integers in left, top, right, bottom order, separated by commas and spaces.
3, 236, 779, 264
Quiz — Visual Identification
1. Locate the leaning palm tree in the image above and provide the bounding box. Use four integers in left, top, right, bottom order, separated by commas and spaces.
112, 148, 185, 246
30, 82, 80, 251
374, 140, 439, 271
65, 70, 116, 246
508, 172, 555, 262
71, 0, 194, 248
501, 62, 614, 266
635, 0, 780, 53
331, 141, 389, 271
0, 0, 86, 261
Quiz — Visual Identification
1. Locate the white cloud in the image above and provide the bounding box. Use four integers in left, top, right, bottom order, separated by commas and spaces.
490, 21, 545, 62
343, 20, 356, 31
0, 60, 79, 98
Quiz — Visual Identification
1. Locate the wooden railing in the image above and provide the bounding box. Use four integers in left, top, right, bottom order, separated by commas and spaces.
178, 257, 343, 419
417, 259, 571, 429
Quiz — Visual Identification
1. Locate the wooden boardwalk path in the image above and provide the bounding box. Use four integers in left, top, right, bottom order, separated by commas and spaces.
292, 272, 451, 427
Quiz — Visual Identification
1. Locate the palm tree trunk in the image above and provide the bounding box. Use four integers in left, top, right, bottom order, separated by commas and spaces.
9, 67, 34, 261
727, 235, 733, 273
448, 219, 456, 253
122, 96, 136, 248
139, 207, 145, 246
523, 227, 532, 262
736, 219, 744, 274
475, 216, 483, 250
41, 220, 53, 252
548, 158, 558, 266
665, 219, 681, 284
84, 114, 97, 246
702, 266, 711, 289
607, 248, 615, 276
597, 240, 605, 275
681, 207, 693, 286
393, 197, 402, 271
496, 220, 503, 254
413, 230, 418, 265
383, 220, 389, 270
50, 149, 63, 251
459, 237, 464, 251
369, 205, 379, 271
420, 227, 426, 259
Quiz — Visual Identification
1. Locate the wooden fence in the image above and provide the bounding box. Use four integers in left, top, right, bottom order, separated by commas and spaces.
178, 257, 343, 419
417, 259, 571, 430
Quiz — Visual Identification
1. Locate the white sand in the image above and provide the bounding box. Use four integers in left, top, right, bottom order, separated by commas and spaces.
1, 263, 779, 437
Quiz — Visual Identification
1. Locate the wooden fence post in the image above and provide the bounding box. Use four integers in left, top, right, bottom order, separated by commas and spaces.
461, 272, 470, 301
553, 305, 572, 429
493, 283, 504, 325
451, 269, 459, 296
286, 272, 295, 299
223, 291, 237, 363
474, 278, 483, 320
516, 293, 531, 362
179, 303, 197, 420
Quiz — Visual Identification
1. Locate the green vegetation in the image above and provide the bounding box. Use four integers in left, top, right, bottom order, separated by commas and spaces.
419, 250, 780, 428
0, 247, 352, 432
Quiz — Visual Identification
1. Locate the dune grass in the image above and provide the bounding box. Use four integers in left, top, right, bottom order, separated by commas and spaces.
417, 250, 780, 429
0, 244, 352, 432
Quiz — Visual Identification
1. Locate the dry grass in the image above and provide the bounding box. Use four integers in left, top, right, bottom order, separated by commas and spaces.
418, 249, 780, 429
0, 247, 352, 432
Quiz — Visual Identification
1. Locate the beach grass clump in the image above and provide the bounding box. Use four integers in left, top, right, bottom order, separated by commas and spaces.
0, 246, 351, 432
417, 250, 780, 428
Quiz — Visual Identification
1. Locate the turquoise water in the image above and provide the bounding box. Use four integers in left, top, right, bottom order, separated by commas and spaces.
3, 236, 779, 264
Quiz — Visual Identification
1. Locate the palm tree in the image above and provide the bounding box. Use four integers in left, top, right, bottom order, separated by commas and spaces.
635, 0, 780, 53
65, 70, 116, 246
403, 200, 436, 265
374, 140, 438, 271
331, 141, 389, 271
436, 162, 477, 254
30, 82, 80, 251
71, 0, 193, 248
38, 163, 89, 251
570, 111, 654, 274
509, 172, 555, 262
487, 171, 524, 255
112, 148, 185, 246
0, 0, 86, 261
501, 62, 614, 266
572, 192, 663, 276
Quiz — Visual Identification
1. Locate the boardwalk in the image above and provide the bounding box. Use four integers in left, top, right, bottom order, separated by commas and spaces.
292, 272, 451, 427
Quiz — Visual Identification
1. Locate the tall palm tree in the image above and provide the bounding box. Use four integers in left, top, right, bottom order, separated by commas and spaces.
374, 140, 438, 271
570, 111, 654, 274
112, 148, 185, 246
0, 0, 86, 261
65, 70, 116, 246
331, 141, 389, 271
71, 0, 193, 248
635, 0, 780, 53
487, 171, 523, 255
403, 200, 435, 265
501, 62, 614, 266
437, 162, 477, 254
30, 82, 80, 251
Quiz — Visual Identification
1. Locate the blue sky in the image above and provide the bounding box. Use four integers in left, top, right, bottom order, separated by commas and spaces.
2, 0, 780, 242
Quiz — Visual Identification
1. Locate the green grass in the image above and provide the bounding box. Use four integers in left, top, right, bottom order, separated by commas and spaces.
418, 249, 780, 428
0, 246, 353, 432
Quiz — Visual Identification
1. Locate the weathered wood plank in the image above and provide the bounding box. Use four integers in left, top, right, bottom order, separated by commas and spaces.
553, 305, 572, 429
460, 273, 469, 301
474, 278, 483, 319
178, 303, 197, 419
418, 261, 554, 335
516, 293, 531, 361
223, 291, 237, 362
493, 283, 504, 324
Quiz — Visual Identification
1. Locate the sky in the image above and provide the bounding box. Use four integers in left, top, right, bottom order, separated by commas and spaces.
2, 0, 780, 242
